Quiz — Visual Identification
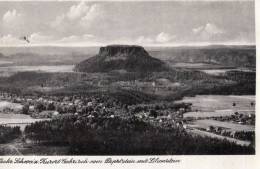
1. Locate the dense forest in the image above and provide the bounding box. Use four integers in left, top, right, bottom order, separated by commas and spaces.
25, 115, 254, 155
0, 69, 255, 106
0, 126, 21, 143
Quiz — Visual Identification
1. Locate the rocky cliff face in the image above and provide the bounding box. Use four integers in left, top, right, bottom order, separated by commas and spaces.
74, 45, 168, 72
98, 45, 149, 57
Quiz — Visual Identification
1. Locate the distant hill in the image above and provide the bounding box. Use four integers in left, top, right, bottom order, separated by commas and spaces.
74, 45, 168, 72
0, 53, 5, 58
149, 45, 256, 67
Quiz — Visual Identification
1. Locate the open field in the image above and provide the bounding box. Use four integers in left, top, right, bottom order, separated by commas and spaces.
179, 95, 255, 112
169, 62, 234, 69
0, 101, 23, 111
179, 95, 255, 145
0, 112, 49, 131
190, 119, 254, 132
183, 110, 255, 118
200, 68, 255, 76
0, 61, 13, 65
0, 138, 69, 155
0, 113, 47, 124
0, 65, 74, 77
187, 128, 251, 146
181, 95, 255, 118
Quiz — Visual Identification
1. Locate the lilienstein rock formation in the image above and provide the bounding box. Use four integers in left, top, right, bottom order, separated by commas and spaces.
74, 45, 168, 72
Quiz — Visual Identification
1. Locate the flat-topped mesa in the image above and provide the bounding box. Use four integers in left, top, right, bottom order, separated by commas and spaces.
74, 45, 168, 73
99, 45, 149, 57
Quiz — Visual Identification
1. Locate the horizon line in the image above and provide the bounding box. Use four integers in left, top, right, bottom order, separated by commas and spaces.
0, 43, 256, 48
0, 0, 254, 2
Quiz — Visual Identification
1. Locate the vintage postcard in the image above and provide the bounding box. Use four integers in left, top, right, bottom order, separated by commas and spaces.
0, 0, 258, 169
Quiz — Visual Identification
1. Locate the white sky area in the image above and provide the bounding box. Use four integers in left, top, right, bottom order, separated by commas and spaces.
0, 1, 255, 46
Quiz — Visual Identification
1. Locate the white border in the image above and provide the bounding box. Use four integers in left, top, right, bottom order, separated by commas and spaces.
0, 0, 259, 169
0, 0, 255, 2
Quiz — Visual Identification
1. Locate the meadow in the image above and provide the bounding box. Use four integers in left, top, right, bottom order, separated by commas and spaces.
191, 119, 254, 132
179, 95, 255, 113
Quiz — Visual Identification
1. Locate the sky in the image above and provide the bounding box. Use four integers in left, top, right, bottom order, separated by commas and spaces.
0, 0, 255, 46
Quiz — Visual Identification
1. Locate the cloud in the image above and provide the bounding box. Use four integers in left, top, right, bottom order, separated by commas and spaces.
134, 32, 175, 45
51, 2, 103, 34
0, 33, 101, 46
57, 34, 95, 43
2, 9, 22, 24
67, 1, 91, 20
29, 33, 54, 43
192, 23, 224, 40
0, 34, 26, 45
135, 36, 154, 44
204, 23, 224, 35
67, 2, 101, 22
2, 9, 24, 35
29, 33, 98, 45
80, 4, 102, 24
192, 26, 204, 34
107, 32, 176, 46
156, 32, 175, 43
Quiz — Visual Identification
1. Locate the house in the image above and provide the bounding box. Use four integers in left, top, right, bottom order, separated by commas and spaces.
29, 105, 35, 112
39, 110, 59, 118
206, 126, 214, 132
215, 127, 221, 133
230, 131, 237, 138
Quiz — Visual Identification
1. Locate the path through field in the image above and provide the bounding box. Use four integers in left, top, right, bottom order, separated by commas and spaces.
0, 137, 23, 155
186, 128, 251, 146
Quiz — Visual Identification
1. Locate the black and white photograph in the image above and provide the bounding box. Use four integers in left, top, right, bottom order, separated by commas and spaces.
0, 0, 257, 158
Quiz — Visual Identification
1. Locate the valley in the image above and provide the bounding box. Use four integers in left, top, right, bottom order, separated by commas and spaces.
0, 45, 256, 155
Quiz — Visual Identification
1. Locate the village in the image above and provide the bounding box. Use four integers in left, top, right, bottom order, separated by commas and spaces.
0, 90, 255, 146
0, 91, 191, 127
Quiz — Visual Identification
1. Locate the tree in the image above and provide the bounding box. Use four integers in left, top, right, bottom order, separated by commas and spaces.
149, 109, 158, 118
47, 102, 55, 110
35, 102, 45, 112
56, 105, 64, 114
22, 104, 29, 114
68, 105, 76, 114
